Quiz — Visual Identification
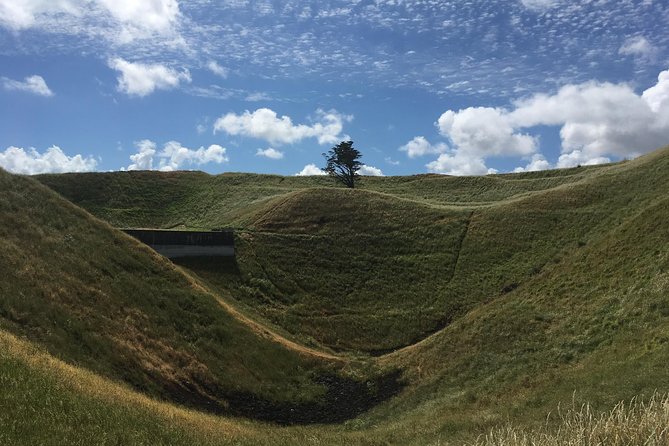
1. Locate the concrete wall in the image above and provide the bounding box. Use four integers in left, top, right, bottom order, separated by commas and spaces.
122, 229, 235, 258
150, 245, 235, 258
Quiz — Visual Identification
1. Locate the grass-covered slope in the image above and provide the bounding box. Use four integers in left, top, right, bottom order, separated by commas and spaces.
36, 163, 607, 229
22, 146, 669, 444
0, 168, 400, 424
362, 149, 669, 439
37, 163, 617, 353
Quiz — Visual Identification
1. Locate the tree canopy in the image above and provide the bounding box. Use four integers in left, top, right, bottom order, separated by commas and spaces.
322, 140, 362, 188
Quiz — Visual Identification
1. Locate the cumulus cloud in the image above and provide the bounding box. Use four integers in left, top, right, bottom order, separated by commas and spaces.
1, 75, 53, 96
295, 164, 326, 176
619, 36, 656, 60
421, 68, 669, 174
127, 140, 228, 171
437, 107, 537, 157
214, 108, 351, 146
109, 58, 191, 97
256, 147, 284, 160
127, 139, 156, 170
399, 136, 447, 158
513, 154, 552, 172
358, 165, 384, 176
642, 70, 669, 113
426, 152, 495, 176
509, 72, 669, 161
207, 60, 228, 78
0, 145, 97, 174
556, 150, 610, 169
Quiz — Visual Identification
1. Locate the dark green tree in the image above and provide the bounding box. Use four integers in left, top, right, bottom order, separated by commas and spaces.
322, 140, 363, 188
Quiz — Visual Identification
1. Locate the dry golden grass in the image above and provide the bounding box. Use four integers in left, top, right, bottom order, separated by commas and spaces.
0, 329, 252, 440
470, 394, 669, 446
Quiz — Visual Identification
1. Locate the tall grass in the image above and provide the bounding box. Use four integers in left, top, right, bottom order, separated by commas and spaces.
471, 394, 669, 446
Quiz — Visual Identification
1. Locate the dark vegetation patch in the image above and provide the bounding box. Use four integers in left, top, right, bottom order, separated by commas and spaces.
160, 368, 405, 425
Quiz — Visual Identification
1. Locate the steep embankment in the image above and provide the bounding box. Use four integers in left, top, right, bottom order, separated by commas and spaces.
0, 168, 401, 425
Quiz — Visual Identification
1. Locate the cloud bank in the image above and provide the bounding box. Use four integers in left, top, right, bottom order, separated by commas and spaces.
127, 140, 227, 171
0, 145, 97, 174
405, 68, 669, 175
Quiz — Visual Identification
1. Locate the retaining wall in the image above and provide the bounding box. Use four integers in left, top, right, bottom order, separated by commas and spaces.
122, 229, 235, 258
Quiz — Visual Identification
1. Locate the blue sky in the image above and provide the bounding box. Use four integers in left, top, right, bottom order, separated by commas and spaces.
1, 0, 668, 176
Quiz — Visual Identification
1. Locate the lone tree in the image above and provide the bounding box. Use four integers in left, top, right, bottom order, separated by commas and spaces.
322, 140, 362, 188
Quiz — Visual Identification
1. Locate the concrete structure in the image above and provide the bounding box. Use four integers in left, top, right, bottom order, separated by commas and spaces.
122, 229, 235, 258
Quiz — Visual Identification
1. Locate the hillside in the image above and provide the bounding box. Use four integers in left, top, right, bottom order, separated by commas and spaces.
0, 168, 401, 426
1, 147, 667, 444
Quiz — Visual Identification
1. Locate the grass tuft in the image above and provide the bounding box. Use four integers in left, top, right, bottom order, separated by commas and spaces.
471, 394, 669, 446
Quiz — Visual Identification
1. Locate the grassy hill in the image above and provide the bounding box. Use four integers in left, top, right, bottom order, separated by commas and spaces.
1, 147, 668, 444
0, 168, 401, 426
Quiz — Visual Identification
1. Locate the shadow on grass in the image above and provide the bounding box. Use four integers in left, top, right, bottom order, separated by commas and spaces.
173, 256, 241, 277
171, 256, 407, 425
163, 369, 406, 425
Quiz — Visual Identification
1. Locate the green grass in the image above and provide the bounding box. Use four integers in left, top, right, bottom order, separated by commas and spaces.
0, 168, 399, 425
0, 146, 667, 444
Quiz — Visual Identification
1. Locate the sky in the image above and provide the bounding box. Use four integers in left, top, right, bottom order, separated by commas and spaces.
1, 0, 668, 177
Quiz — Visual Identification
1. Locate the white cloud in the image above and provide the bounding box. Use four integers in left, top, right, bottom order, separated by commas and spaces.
358, 164, 384, 176
513, 154, 552, 172
0, 145, 97, 174
509, 73, 669, 161
619, 36, 656, 60
109, 57, 191, 97
0, 0, 180, 42
0, 0, 80, 31
0, 0, 38, 30
96, 0, 181, 42
642, 69, 669, 113
214, 108, 351, 145
127, 139, 157, 170
127, 140, 228, 171
295, 163, 326, 176
256, 147, 284, 160
426, 152, 494, 176
425, 68, 669, 172
437, 107, 537, 157
1, 75, 53, 96
556, 150, 610, 169
207, 60, 228, 78
399, 136, 447, 158
520, 0, 558, 10
245, 92, 272, 102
